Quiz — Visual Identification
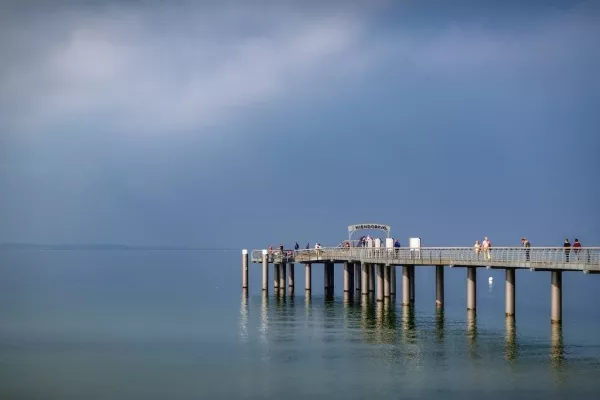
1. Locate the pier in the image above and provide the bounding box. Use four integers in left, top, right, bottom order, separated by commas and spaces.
243, 224, 600, 325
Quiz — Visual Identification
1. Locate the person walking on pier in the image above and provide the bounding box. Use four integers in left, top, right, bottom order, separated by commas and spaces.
482, 237, 491, 261
563, 239, 571, 262
474, 240, 481, 258
315, 243, 322, 258
573, 238, 581, 260
522, 237, 531, 261
295, 241, 300, 251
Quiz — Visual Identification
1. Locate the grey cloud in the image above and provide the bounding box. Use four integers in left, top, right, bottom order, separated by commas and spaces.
0, 2, 371, 134
1, 1, 598, 136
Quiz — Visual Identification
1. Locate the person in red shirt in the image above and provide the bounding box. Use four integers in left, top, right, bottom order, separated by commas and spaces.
573, 238, 582, 260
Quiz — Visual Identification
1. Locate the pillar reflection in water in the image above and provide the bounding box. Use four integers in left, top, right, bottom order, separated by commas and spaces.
276, 288, 286, 307
550, 323, 565, 369
435, 308, 444, 344
305, 291, 312, 321
381, 300, 398, 344
239, 289, 249, 343
260, 291, 269, 344
401, 306, 416, 344
504, 317, 518, 363
467, 310, 478, 360
360, 295, 376, 334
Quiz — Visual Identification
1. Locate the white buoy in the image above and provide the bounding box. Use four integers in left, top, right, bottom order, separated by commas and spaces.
488, 276, 494, 283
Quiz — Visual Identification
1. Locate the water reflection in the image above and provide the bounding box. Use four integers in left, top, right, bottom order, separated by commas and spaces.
433, 308, 446, 363
239, 289, 249, 343
467, 310, 479, 360
435, 308, 444, 344
550, 324, 565, 369
504, 317, 518, 363
380, 300, 398, 344
361, 295, 377, 341
259, 291, 269, 343
402, 306, 416, 344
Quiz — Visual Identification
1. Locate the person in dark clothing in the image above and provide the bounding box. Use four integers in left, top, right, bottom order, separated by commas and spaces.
305, 243, 310, 249
294, 242, 300, 251
563, 239, 571, 262
394, 239, 401, 256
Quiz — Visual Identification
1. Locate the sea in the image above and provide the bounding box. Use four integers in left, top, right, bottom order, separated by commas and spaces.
1, 249, 599, 399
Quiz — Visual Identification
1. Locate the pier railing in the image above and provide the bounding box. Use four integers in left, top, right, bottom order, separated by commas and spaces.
251, 247, 600, 271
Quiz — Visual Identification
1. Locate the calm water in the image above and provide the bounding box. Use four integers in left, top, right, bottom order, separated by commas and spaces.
1, 250, 600, 399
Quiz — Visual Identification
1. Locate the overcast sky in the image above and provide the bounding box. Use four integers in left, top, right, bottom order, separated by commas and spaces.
0, 0, 599, 248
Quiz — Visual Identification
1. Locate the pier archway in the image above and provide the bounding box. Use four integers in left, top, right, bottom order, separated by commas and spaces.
347, 223, 391, 246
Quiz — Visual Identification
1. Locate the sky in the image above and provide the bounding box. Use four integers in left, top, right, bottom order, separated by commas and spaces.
0, 0, 599, 249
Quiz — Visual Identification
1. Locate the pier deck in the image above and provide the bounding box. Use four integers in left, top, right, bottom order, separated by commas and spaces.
251, 247, 600, 272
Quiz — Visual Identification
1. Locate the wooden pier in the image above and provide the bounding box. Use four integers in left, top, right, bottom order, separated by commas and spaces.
242, 229, 600, 325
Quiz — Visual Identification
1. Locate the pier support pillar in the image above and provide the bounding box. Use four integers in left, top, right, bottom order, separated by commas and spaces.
409, 265, 415, 304
436, 265, 444, 308
305, 263, 311, 291
329, 263, 335, 292
467, 267, 477, 311
505, 268, 515, 317
402, 266, 411, 306
369, 264, 375, 293
354, 262, 361, 293
288, 263, 295, 288
390, 266, 396, 296
274, 263, 280, 290
361, 263, 369, 295
384, 265, 391, 298
551, 270, 562, 324
242, 249, 249, 289
324, 263, 330, 291
262, 251, 268, 292
349, 263, 354, 293
376, 264, 384, 302
344, 262, 351, 292
279, 262, 286, 292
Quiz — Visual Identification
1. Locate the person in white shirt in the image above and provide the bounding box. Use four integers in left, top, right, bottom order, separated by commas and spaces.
482, 237, 491, 260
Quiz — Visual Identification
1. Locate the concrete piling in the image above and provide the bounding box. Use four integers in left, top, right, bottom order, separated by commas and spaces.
409, 265, 415, 304
279, 262, 286, 292
376, 264, 384, 302
274, 263, 280, 290
288, 263, 295, 288
242, 249, 249, 289
369, 264, 375, 293
402, 265, 410, 306
384, 265, 391, 298
361, 263, 369, 295
324, 263, 330, 291
551, 270, 562, 324
262, 250, 268, 292
467, 267, 477, 311
305, 263, 312, 291
390, 266, 396, 296
328, 263, 335, 293
436, 265, 444, 308
344, 261, 351, 292
505, 268, 515, 317
355, 262, 361, 293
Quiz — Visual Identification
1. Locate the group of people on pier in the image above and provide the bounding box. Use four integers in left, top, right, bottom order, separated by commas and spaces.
563, 238, 583, 262
473, 237, 493, 260
471, 236, 585, 262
